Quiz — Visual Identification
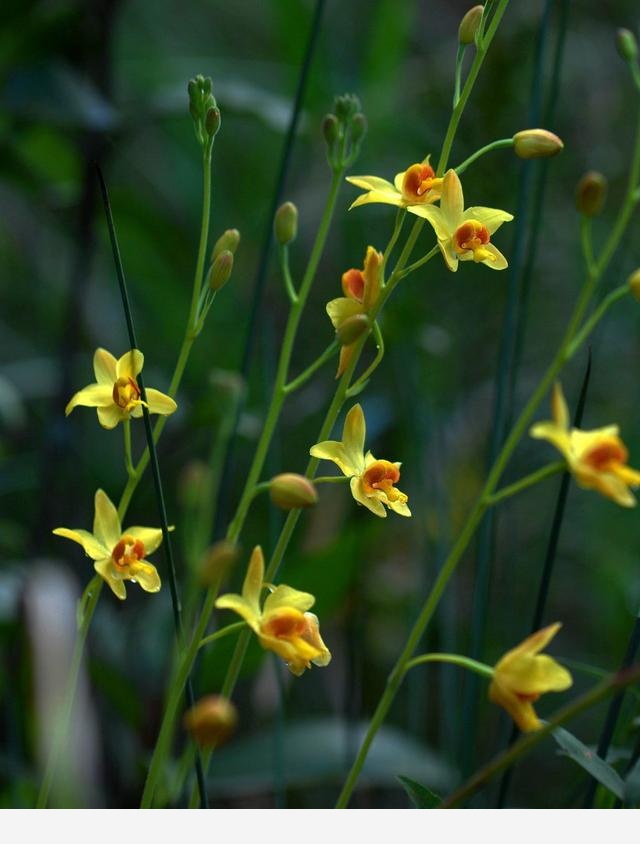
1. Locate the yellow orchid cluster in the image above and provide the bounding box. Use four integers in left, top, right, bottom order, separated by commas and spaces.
54, 347, 176, 598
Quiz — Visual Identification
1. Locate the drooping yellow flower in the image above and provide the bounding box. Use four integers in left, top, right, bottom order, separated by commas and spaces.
53, 489, 162, 600
215, 547, 331, 677
412, 168, 513, 271
530, 382, 640, 507
346, 157, 443, 212
65, 348, 177, 429
489, 623, 572, 732
326, 246, 382, 377
310, 404, 411, 518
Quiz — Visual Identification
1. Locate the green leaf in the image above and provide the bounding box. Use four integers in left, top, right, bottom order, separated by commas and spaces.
397, 775, 441, 808
624, 756, 640, 806
552, 727, 624, 800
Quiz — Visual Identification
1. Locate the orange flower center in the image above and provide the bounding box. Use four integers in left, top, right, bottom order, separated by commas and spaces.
112, 376, 142, 411
402, 163, 441, 202
583, 439, 627, 471
112, 534, 145, 569
342, 268, 365, 302
262, 612, 306, 640
453, 219, 494, 261
516, 691, 541, 703
362, 460, 407, 503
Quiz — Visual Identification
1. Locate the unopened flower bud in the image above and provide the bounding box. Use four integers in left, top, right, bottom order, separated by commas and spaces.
269, 473, 318, 510
334, 94, 361, 122
512, 129, 564, 159
184, 695, 238, 748
274, 202, 298, 246
628, 269, 640, 302
200, 540, 239, 586
459, 5, 484, 45
337, 313, 370, 346
350, 113, 368, 145
322, 113, 339, 146
178, 461, 209, 510
211, 228, 240, 262
576, 171, 607, 217
207, 250, 234, 291
617, 28, 638, 63
205, 106, 221, 137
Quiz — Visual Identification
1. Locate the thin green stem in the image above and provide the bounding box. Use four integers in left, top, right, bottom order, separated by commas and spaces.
383, 209, 406, 269
404, 652, 493, 679
283, 339, 339, 394
314, 475, 350, 485
580, 216, 595, 275
36, 576, 103, 808
345, 322, 385, 399
123, 420, 135, 478
567, 284, 628, 358
397, 244, 440, 280
455, 138, 514, 177
453, 44, 466, 109
198, 621, 246, 651
485, 461, 565, 507
279, 244, 298, 304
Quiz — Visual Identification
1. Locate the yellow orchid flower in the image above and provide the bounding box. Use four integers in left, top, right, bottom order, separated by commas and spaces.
215, 547, 331, 677
489, 623, 572, 732
412, 168, 513, 271
326, 246, 382, 377
530, 382, 640, 507
65, 348, 177, 429
346, 157, 443, 212
53, 489, 162, 600
310, 404, 411, 518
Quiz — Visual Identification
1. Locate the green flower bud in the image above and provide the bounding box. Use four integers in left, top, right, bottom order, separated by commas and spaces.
199, 540, 239, 587
512, 129, 564, 159
350, 113, 368, 145
274, 202, 298, 246
617, 28, 638, 62
322, 113, 339, 146
205, 106, 221, 137
334, 94, 361, 122
628, 268, 640, 302
211, 228, 241, 262
337, 313, 370, 346
576, 171, 607, 217
459, 5, 484, 45
269, 473, 318, 510
184, 696, 238, 748
207, 250, 234, 291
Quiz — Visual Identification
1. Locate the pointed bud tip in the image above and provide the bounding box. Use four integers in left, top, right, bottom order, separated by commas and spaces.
513, 129, 564, 159
576, 171, 607, 217
459, 6, 484, 45
269, 473, 318, 510
274, 202, 298, 246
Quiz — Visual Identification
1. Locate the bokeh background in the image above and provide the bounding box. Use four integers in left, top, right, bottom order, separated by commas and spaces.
2, 0, 640, 808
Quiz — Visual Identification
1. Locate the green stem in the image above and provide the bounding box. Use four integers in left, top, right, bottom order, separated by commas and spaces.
397, 244, 440, 280
404, 652, 493, 679
279, 244, 298, 304
123, 420, 135, 478
580, 216, 595, 275
566, 284, 628, 358
441, 665, 640, 808
36, 576, 103, 808
283, 339, 339, 394
453, 44, 466, 109
383, 209, 406, 268
455, 138, 514, 177
314, 475, 350, 485
198, 621, 246, 651
485, 460, 565, 507
345, 322, 385, 398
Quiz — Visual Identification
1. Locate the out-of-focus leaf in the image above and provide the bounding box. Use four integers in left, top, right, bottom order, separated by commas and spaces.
552, 726, 624, 800
624, 756, 640, 806
208, 717, 455, 796
397, 774, 441, 808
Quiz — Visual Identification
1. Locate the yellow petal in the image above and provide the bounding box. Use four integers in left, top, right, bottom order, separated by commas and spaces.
93, 348, 117, 385
263, 585, 315, 615
530, 421, 571, 459
573, 468, 637, 507
348, 190, 403, 210
336, 343, 356, 378
116, 349, 144, 380
342, 404, 366, 473
94, 558, 127, 600
326, 297, 362, 330
440, 169, 464, 229
97, 405, 123, 429
65, 383, 113, 415
309, 440, 355, 477
406, 204, 450, 241
350, 476, 387, 518
498, 654, 573, 695
215, 593, 260, 630
130, 560, 161, 593
304, 612, 332, 668
362, 246, 383, 311
437, 238, 458, 272
489, 679, 542, 732
145, 388, 177, 416
551, 382, 570, 430
388, 497, 412, 517
242, 546, 264, 612
52, 528, 109, 561
463, 207, 514, 234
126, 526, 164, 555
93, 489, 121, 550
480, 243, 508, 270
346, 175, 396, 193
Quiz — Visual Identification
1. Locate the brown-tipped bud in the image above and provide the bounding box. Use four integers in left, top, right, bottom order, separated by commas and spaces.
628, 269, 640, 302
512, 129, 564, 159
337, 313, 370, 346
576, 171, 607, 217
459, 5, 484, 45
274, 202, 298, 246
184, 695, 238, 748
322, 114, 339, 146
211, 228, 241, 261
617, 28, 638, 63
269, 473, 318, 510
199, 540, 239, 586
350, 113, 368, 145
205, 106, 221, 137
207, 250, 234, 291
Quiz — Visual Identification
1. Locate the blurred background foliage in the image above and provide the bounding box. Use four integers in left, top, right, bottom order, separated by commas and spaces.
1, 0, 640, 808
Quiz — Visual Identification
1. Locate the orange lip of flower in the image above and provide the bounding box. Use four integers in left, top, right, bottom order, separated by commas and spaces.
341, 268, 366, 302
362, 460, 406, 502
112, 534, 146, 569
112, 376, 142, 410
262, 610, 307, 640
453, 219, 492, 259
582, 439, 628, 471
402, 163, 440, 202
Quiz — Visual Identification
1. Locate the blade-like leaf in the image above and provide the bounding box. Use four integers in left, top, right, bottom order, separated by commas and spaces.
552, 726, 624, 799
624, 756, 640, 806
397, 775, 441, 808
